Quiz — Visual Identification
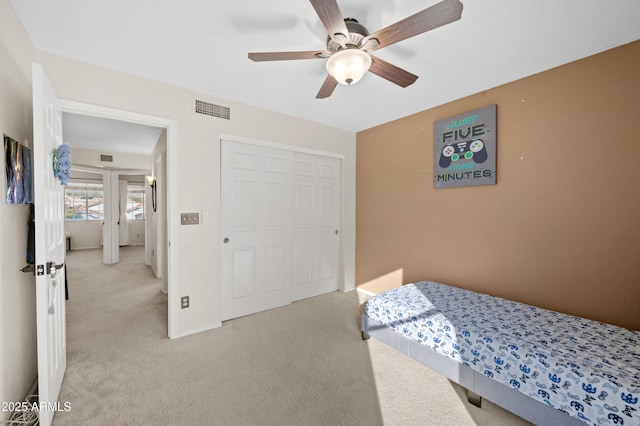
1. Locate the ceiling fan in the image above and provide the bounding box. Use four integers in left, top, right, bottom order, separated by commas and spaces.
248, 0, 463, 99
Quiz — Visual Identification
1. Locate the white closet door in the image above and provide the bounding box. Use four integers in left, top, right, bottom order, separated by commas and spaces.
221, 140, 293, 321
292, 153, 341, 301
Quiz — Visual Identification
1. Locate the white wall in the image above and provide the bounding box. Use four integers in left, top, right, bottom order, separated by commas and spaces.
128, 220, 145, 246
0, 1, 37, 421
72, 147, 151, 170
3, 6, 355, 338
65, 220, 144, 250
64, 221, 102, 249
1, 0, 354, 412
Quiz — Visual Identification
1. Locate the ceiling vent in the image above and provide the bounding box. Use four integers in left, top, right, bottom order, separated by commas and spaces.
195, 99, 230, 120
99, 153, 114, 163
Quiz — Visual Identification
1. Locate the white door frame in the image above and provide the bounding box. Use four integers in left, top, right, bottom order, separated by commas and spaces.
61, 100, 179, 338
220, 133, 346, 296
221, 134, 345, 163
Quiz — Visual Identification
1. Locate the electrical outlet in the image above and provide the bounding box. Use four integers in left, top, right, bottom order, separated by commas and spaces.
181, 296, 190, 309
180, 212, 199, 225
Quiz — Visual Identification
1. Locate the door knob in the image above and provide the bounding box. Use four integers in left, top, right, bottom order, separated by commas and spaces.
223, 237, 230, 243
47, 261, 64, 275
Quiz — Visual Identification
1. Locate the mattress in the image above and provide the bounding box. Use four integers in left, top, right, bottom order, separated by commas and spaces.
365, 281, 640, 426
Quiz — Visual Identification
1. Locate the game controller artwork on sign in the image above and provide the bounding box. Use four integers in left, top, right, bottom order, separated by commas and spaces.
434, 104, 496, 188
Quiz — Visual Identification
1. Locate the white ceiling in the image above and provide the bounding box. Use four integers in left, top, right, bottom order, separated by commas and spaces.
62, 113, 163, 156
10, 0, 640, 133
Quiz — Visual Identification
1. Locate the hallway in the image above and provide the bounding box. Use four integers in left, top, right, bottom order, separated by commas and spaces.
65, 246, 165, 340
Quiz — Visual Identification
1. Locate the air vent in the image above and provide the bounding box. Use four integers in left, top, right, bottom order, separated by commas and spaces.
99, 153, 114, 163
195, 99, 230, 120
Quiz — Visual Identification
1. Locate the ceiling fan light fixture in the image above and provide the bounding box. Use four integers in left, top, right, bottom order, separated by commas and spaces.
326, 49, 372, 86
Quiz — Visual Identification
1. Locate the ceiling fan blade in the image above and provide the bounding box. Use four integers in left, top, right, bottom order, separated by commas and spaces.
363, 0, 463, 50
309, 0, 349, 47
316, 75, 338, 99
369, 55, 418, 88
248, 51, 328, 61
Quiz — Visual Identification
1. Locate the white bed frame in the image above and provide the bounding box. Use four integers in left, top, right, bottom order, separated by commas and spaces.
361, 314, 585, 426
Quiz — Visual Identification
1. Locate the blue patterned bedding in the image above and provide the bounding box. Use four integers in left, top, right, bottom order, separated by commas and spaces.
365, 281, 640, 426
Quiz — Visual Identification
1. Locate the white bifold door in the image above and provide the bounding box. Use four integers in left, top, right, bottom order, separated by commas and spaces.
221, 140, 341, 321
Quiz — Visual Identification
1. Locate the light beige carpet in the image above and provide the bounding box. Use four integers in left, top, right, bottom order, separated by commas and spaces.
55, 246, 531, 425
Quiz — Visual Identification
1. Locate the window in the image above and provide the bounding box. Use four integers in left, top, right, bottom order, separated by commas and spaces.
65, 187, 104, 221
65, 182, 146, 221
126, 190, 145, 220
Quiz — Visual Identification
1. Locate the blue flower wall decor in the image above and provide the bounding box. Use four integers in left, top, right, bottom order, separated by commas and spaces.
52, 144, 71, 186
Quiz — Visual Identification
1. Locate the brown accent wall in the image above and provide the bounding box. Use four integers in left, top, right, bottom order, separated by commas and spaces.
356, 40, 640, 330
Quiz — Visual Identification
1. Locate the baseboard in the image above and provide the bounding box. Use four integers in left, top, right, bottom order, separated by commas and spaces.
355, 287, 376, 297
68, 244, 144, 251
169, 322, 222, 339
69, 246, 102, 251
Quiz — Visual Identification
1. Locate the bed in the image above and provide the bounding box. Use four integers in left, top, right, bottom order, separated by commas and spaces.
360, 281, 640, 426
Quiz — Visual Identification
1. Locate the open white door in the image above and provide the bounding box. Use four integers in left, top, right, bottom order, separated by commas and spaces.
33, 63, 67, 426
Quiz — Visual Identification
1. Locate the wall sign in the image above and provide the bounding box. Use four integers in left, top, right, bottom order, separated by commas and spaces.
433, 104, 496, 188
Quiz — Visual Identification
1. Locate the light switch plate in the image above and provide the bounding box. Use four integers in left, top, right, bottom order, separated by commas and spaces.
180, 212, 199, 225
